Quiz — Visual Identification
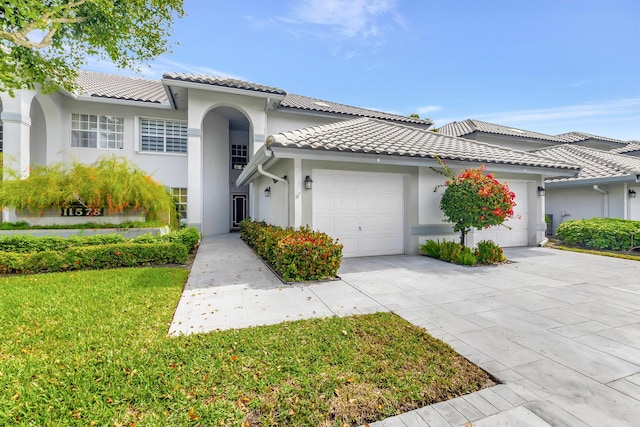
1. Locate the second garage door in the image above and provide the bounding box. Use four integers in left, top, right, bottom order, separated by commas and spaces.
312, 170, 405, 257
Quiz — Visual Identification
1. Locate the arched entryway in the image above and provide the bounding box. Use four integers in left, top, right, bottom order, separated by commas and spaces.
201, 106, 252, 236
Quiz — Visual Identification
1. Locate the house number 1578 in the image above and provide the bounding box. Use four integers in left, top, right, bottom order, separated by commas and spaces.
60, 206, 104, 216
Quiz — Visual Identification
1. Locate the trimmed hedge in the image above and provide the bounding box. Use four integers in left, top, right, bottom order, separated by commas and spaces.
556, 218, 640, 251
240, 219, 343, 282
0, 227, 200, 274
0, 243, 188, 274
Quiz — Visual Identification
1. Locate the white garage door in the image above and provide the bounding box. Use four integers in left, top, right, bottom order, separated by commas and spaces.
473, 181, 529, 247
312, 170, 405, 257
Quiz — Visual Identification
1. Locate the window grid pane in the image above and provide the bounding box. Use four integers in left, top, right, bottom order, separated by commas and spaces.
171, 187, 188, 220
231, 144, 248, 169
141, 118, 187, 153
71, 114, 123, 149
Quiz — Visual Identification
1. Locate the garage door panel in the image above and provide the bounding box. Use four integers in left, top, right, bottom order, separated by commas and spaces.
336, 195, 358, 213
314, 216, 336, 234
312, 170, 405, 257
335, 216, 359, 234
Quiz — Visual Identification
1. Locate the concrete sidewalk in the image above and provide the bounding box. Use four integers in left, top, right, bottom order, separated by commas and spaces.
170, 234, 640, 426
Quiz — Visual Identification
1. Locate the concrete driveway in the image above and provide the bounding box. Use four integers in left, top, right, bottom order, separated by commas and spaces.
170, 236, 640, 426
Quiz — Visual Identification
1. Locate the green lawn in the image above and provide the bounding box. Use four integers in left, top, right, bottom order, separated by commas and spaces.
0, 268, 491, 426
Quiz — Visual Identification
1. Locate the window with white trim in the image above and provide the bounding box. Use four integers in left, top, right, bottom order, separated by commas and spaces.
171, 187, 188, 220
140, 118, 187, 153
231, 144, 248, 169
71, 114, 124, 149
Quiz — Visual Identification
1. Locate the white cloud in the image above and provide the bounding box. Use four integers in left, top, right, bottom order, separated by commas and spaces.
285, 0, 401, 41
417, 105, 443, 115
474, 98, 640, 124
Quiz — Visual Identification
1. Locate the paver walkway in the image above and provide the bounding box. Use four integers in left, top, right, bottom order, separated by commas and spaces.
170, 234, 640, 426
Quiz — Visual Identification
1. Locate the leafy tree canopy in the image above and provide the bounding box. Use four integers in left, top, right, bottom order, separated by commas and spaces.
0, 0, 184, 95
433, 160, 516, 246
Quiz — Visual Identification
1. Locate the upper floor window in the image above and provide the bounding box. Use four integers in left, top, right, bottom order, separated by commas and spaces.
71, 114, 124, 149
231, 144, 248, 169
140, 118, 187, 154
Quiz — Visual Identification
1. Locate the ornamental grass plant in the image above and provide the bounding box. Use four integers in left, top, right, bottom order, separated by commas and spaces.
0, 155, 177, 227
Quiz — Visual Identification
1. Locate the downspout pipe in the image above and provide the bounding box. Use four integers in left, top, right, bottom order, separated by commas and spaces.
593, 185, 609, 217
257, 164, 290, 227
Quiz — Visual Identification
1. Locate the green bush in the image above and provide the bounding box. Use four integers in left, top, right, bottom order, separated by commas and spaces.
418, 239, 504, 266
0, 228, 198, 274
274, 227, 343, 282
0, 242, 188, 274
455, 246, 478, 266
439, 240, 462, 262
476, 240, 506, 264
240, 220, 342, 282
133, 227, 201, 252
419, 239, 441, 258
556, 218, 640, 251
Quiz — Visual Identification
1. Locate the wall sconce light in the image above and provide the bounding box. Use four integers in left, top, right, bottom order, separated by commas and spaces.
629, 189, 637, 199
264, 187, 271, 198
537, 186, 546, 197
304, 175, 313, 190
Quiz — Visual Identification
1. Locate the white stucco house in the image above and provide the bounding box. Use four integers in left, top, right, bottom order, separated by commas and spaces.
439, 119, 640, 232
0, 72, 580, 256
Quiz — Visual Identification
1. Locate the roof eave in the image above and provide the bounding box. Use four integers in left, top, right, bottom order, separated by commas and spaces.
546, 174, 640, 187
276, 105, 433, 129
268, 146, 579, 177
74, 94, 172, 109
161, 78, 286, 101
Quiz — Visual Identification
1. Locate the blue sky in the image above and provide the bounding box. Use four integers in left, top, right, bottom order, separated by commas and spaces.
87, 0, 640, 140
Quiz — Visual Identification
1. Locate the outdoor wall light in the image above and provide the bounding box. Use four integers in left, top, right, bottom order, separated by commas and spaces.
264, 187, 271, 198
304, 175, 313, 190
630, 189, 637, 199
537, 186, 546, 197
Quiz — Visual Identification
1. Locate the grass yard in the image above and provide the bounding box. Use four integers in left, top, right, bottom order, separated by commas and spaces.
0, 268, 491, 426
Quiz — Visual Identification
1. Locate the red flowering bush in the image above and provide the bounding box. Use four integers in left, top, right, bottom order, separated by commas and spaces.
240, 219, 343, 282
435, 161, 516, 246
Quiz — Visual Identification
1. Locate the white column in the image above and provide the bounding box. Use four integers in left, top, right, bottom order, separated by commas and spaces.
1, 90, 36, 179
1, 90, 36, 222
293, 158, 303, 228
186, 128, 203, 231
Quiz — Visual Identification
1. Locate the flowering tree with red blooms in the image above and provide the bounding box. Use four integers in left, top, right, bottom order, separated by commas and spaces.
433, 159, 516, 246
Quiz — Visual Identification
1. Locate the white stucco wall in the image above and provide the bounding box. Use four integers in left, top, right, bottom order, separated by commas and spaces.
201, 112, 230, 235
252, 161, 293, 228
545, 184, 628, 232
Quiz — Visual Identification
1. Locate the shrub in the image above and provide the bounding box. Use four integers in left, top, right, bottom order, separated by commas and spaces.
132, 227, 201, 252
556, 218, 640, 251
240, 220, 342, 282
419, 239, 505, 266
0, 156, 177, 227
455, 246, 478, 266
0, 242, 188, 274
476, 240, 506, 264
419, 239, 441, 258
274, 227, 343, 282
439, 240, 462, 262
